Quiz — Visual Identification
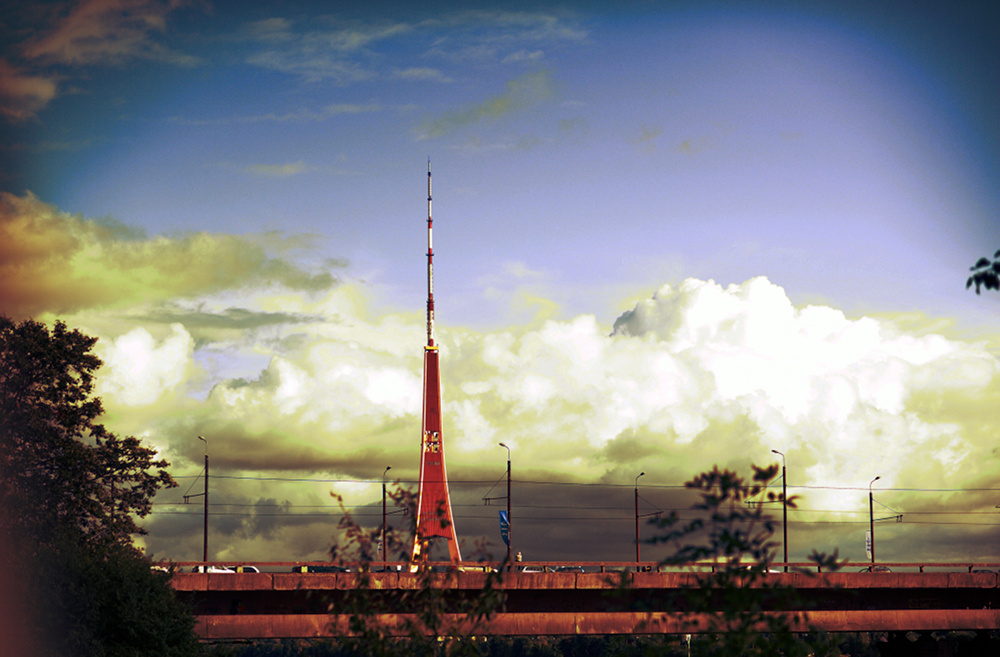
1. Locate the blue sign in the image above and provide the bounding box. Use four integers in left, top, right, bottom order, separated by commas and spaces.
499, 510, 510, 547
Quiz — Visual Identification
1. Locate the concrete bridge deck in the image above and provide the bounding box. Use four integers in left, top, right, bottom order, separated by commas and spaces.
165, 562, 1000, 640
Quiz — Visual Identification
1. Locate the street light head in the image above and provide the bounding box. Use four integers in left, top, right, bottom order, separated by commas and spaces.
499, 442, 507, 448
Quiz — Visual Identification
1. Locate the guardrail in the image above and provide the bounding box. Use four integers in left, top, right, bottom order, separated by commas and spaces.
160, 560, 1000, 573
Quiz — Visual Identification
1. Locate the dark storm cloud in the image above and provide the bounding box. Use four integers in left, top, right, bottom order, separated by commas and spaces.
140, 305, 323, 330
0, 192, 338, 319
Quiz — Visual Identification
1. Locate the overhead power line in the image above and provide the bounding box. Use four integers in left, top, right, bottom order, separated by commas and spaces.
168, 473, 1000, 494
145, 508, 1000, 527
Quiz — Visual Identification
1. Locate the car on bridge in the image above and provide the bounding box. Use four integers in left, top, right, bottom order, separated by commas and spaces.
190, 566, 234, 573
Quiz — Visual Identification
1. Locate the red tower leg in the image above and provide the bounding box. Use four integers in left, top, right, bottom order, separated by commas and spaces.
411, 346, 461, 562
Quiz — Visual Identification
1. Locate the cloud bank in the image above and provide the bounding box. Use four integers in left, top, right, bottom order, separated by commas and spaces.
4, 197, 997, 564
0, 192, 335, 319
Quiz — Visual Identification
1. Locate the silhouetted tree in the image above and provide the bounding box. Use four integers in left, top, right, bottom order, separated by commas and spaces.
642, 464, 842, 656
0, 316, 196, 656
0, 316, 175, 548
327, 486, 507, 657
31, 535, 198, 656
966, 250, 1000, 294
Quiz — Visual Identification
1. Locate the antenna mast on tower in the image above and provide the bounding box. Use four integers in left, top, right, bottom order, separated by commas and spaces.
412, 161, 462, 563
426, 160, 435, 348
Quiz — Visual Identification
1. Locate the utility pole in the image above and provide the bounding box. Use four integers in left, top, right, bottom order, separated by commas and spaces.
484, 444, 512, 564
382, 466, 391, 562
200, 436, 208, 563
635, 472, 645, 567
772, 450, 788, 572
183, 436, 210, 564
500, 443, 511, 562
869, 475, 880, 568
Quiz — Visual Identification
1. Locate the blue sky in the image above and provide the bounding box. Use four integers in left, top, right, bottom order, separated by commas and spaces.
6, 1, 997, 325
1, 1, 998, 564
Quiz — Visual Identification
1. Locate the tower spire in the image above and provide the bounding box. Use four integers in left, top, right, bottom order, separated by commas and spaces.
412, 161, 462, 563
426, 160, 434, 347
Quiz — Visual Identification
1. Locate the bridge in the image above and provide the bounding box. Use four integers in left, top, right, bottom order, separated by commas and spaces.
166, 561, 1000, 641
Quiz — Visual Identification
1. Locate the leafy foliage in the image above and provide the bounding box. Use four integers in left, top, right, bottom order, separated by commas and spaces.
0, 316, 196, 656
0, 316, 175, 548
31, 535, 199, 657
326, 486, 508, 657
966, 249, 1000, 294
642, 464, 842, 656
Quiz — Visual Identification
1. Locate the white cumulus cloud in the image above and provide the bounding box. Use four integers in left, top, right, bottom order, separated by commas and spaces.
81, 276, 1000, 563
96, 323, 195, 407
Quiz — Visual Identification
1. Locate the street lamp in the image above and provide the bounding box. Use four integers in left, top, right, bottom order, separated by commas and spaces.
771, 449, 788, 572
869, 476, 880, 568
382, 466, 391, 562
635, 472, 645, 566
184, 437, 209, 563
499, 442, 511, 562
200, 436, 208, 563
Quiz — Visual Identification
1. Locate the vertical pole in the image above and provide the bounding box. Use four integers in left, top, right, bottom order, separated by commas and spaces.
634, 472, 644, 568
499, 443, 511, 563
506, 450, 512, 562
781, 463, 788, 571
382, 466, 391, 562
204, 453, 209, 563
869, 475, 880, 569
869, 492, 875, 566
634, 485, 639, 564
199, 436, 208, 563
771, 449, 787, 572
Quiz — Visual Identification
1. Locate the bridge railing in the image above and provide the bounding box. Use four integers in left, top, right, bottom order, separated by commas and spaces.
160, 560, 1000, 574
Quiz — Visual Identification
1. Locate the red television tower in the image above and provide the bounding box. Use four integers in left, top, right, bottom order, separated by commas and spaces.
411, 162, 462, 563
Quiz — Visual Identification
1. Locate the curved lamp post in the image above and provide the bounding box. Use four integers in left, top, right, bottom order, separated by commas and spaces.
634, 472, 645, 565
869, 476, 880, 567
771, 449, 788, 571
200, 436, 208, 563
183, 436, 209, 563
499, 442, 511, 562
382, 466, 391, 562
